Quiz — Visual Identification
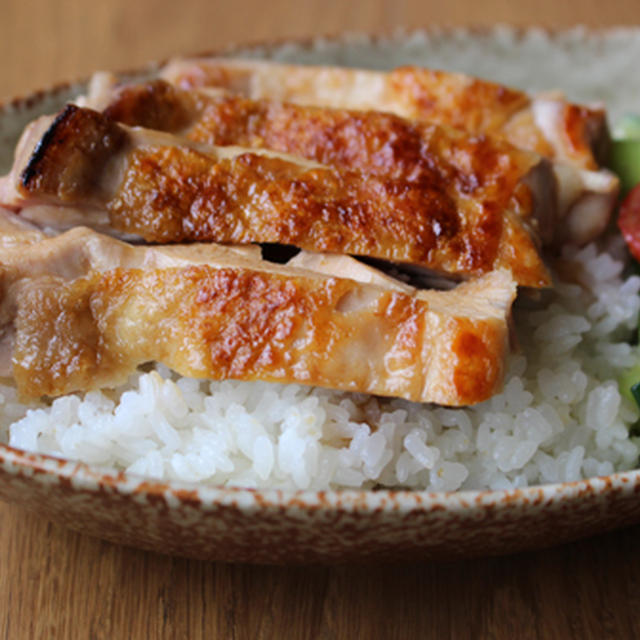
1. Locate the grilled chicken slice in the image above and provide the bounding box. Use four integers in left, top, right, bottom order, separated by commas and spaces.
0, 228, 516, 405
2, 104, 550, 287
88, 78, 618, 247
0, 207, 46, 249
159, 58, 610, 171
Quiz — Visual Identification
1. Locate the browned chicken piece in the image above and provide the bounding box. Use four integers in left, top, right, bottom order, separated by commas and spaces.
0, 228, 517, 405
2, 104, 551, 287
159, 58, 610, 171
90, 78, 618, 247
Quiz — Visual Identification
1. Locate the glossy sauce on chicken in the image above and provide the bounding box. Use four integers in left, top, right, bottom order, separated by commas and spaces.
94, 79, 618, 248
11, 105, 550, 286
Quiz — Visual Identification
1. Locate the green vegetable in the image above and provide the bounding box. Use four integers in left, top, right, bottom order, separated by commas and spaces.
609, 115, 640, 195
632, 381, 640, 408
618, 358, 640, 405
609, 139, 640, 195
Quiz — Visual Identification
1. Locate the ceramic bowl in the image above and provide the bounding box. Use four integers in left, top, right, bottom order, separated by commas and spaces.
1, 27, 640, 563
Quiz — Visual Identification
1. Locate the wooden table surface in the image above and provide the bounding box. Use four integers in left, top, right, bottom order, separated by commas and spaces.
2, 1, 640, 638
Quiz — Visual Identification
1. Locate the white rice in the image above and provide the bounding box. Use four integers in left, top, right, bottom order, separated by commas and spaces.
2, 235, 639, 492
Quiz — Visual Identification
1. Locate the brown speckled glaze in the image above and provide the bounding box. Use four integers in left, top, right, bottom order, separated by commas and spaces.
2, 443, 640, 562
2, 27, 640, 562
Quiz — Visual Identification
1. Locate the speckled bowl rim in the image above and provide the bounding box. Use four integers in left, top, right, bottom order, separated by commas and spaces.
1, 25, 640, 521
1, 440, 637, 514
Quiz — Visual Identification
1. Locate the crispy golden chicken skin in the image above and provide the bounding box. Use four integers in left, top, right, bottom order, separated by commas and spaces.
103, 79, 542, 187
0, 228, 516, 405
88, 78, 618, 247
6, 104, 550, 286
160, 58, 610, 171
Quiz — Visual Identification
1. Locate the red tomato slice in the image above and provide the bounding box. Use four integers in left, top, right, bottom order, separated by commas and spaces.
618, 183, 640, 261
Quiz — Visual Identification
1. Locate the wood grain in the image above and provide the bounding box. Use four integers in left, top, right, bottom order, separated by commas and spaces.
1, 0, 640, 100
2, 500, 640, 639
2, 0, 640, 638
